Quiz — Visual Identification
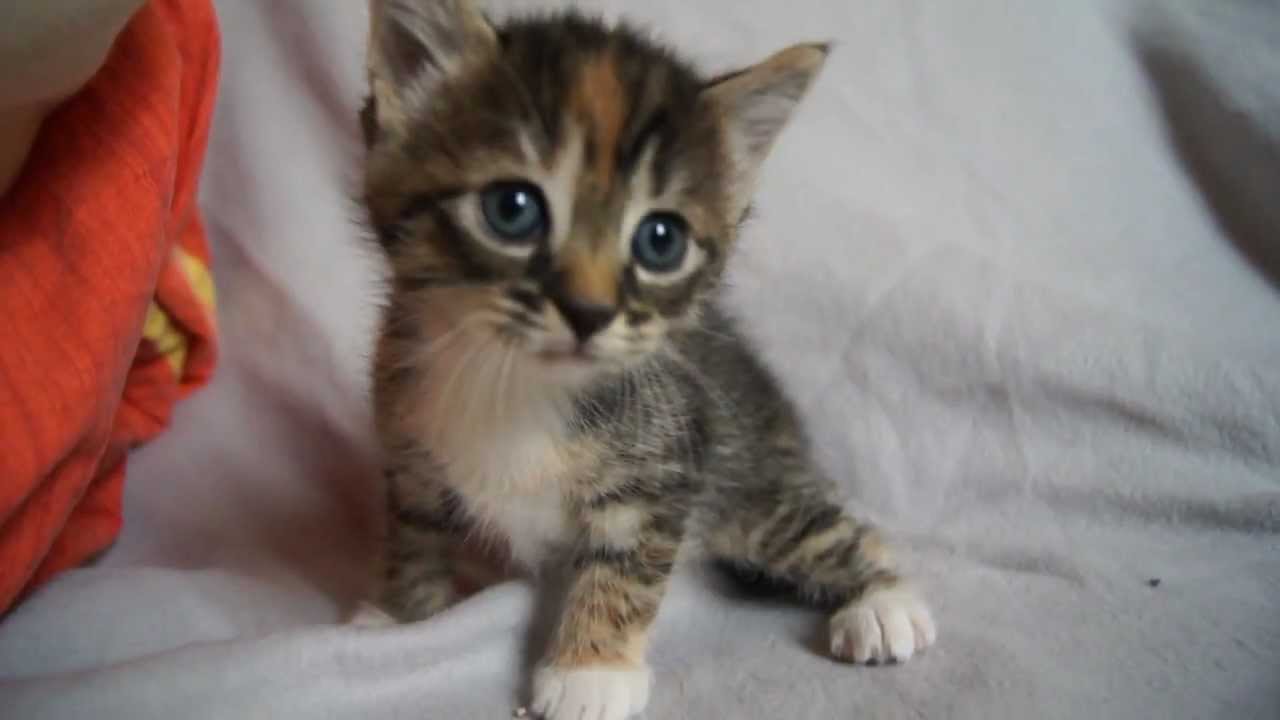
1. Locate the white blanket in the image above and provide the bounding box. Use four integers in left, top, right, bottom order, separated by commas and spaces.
3, 1, 1278, 718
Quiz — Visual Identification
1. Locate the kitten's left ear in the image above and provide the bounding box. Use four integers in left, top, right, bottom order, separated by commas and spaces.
366, 0, 498, 139
702, 43, 830, 220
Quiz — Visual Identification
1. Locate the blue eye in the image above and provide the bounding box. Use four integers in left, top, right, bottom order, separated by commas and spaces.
631, 213, 689, 273
480, 182, 547, 242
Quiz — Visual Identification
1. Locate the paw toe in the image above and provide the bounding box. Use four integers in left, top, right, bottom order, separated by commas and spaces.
912, 603, 938, 647
830, 586, 936, 666
830, 604, 882, 663
880, 605, 917, 662
531, 664, 651, 720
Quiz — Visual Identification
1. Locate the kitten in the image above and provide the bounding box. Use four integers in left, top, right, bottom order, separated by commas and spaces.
360, 2, 936, 718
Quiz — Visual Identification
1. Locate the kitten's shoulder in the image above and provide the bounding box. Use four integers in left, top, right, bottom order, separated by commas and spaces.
674, 300, 788, 402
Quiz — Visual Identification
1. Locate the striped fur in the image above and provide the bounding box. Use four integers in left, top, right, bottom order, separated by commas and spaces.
361, 3, 935, 717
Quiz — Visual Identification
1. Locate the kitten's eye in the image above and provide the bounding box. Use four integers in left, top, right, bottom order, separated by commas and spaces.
631, 213, 689, 273
480, 182, 547, 242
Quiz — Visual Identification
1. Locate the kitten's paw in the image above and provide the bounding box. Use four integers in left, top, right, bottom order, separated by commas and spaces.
531, 664, 652, 720
346, 601, 398, 628
829, 585, 936, 665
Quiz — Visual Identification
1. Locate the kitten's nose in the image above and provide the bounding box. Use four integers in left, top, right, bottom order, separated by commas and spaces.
554, 296, 616, 342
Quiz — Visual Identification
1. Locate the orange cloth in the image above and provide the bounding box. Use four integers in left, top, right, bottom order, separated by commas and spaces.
0, 0, 219, 613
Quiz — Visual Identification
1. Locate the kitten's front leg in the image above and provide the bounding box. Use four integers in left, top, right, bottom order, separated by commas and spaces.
377, 471, 465, 623
532, 499, 685, 720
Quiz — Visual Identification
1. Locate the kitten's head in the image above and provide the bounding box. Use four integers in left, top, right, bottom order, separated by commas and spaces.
363, 0, 826, 386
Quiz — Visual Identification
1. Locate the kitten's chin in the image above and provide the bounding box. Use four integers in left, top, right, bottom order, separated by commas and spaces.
528, 347, 606, 388
528, 344, 642, 389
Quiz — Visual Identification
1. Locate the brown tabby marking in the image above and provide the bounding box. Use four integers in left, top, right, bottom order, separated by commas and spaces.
561, 245, 621, 308
574, 52, 628, 190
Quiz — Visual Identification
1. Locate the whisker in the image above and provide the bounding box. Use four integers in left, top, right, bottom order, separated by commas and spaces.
507, 311, 543, 329
687, 326, 737, 344
397, 314, 493, 368
494, 337, 515, 422
456, 334, 501, 447
429, 333, 493, 436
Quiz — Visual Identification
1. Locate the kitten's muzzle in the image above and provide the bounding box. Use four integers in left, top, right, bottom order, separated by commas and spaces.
552, 295, 616, 342
544, 255, 619, 343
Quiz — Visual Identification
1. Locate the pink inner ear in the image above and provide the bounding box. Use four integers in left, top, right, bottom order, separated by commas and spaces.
702, 42, 828, 180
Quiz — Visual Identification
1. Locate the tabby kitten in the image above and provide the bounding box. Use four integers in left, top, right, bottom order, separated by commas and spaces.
360, 2, 936, 718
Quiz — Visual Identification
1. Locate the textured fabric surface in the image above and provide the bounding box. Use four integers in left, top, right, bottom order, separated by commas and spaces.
0, 0, 219, 613
1, 0, 1278, 718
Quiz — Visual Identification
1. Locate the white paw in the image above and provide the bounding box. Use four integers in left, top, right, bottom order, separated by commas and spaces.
531, 664, 652, 720
830, 585, 936, 665
346, 601, 398, 628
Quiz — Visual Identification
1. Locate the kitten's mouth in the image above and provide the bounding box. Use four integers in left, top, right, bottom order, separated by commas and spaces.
536, 347, 597, 366
535, 338, 602, 367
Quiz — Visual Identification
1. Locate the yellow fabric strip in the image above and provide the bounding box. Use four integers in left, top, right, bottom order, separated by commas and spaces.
140, 247, 215, 378
173, 245, 216, 312
141, 302, 188, 377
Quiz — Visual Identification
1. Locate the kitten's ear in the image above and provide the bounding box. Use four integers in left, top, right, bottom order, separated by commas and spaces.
702, 43, 829, 220
366, 0, 498, 137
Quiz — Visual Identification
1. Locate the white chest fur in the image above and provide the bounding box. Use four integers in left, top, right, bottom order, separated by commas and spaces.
412, 347, 578, 571
462, 483, 570, 570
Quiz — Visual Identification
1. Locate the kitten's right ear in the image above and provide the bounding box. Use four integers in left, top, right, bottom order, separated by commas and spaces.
366, 0, 498, 137
702, 43, 829, 222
